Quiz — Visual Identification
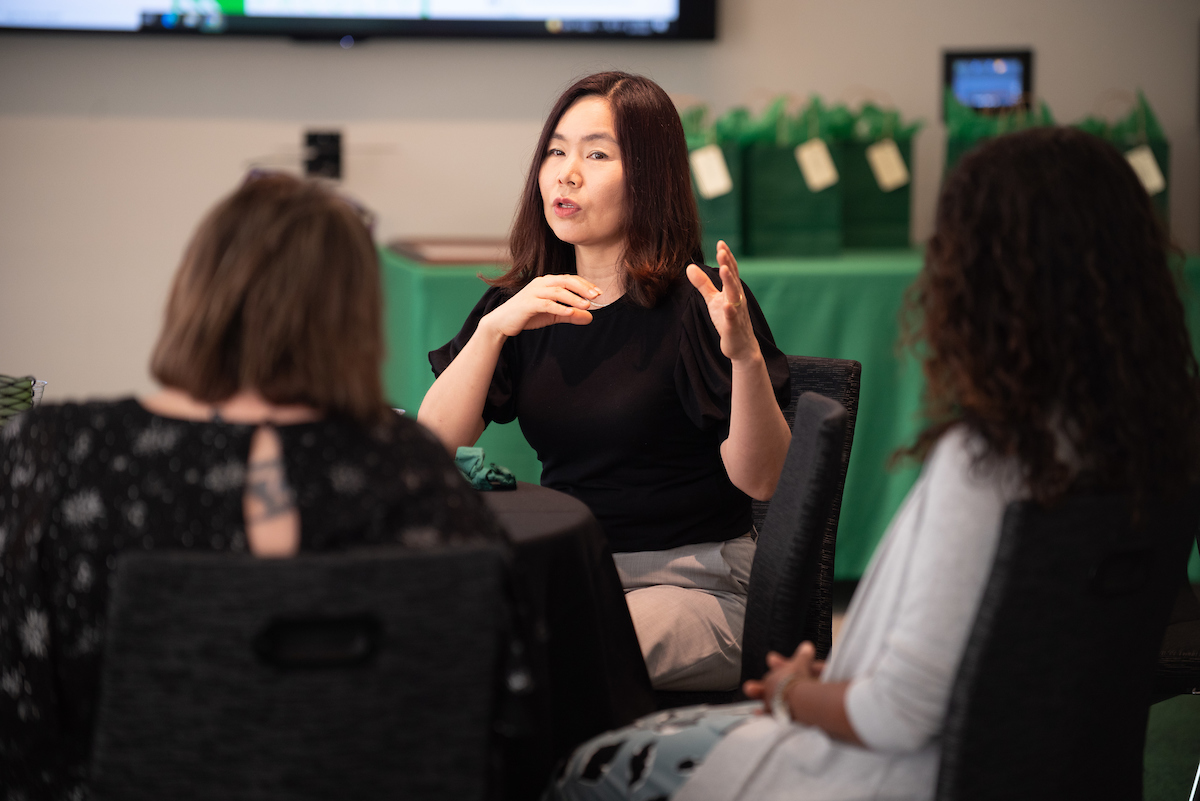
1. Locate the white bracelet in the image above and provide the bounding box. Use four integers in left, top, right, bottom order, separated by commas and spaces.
770, 673, 801, 726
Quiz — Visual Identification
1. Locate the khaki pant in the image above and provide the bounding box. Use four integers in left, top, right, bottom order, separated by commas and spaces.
613, 533, 755, 692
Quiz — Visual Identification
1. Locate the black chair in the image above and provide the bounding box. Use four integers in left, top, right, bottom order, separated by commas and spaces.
741, 391, 851, 685
1154, 535, 1200, 702
751, 354, 862, 660
935, 492, 1200, 801
90, 546, 510, 801
654, 355, 860, 709
656, 390, 851, 708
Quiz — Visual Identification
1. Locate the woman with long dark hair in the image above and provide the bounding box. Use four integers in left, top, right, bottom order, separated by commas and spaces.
420, 72, 793, 692
545, 126, 1200, 800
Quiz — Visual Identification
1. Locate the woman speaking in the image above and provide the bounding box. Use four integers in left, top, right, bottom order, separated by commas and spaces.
420, 72, 792, 692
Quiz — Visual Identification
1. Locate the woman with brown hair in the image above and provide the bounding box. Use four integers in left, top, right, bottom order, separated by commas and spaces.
0, 172, 506, 796
420, 72, 793, 693
545, 126, 1200, 800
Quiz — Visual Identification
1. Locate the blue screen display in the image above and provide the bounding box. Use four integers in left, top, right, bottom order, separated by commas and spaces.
952, 57, 1026, 109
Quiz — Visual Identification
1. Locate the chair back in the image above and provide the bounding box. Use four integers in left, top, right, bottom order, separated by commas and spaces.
1156, 566, 1200, 702
935, 492, 1200, 801
752, 355, 861, 658
90, 546, 508, 801
740, 391, 849, 684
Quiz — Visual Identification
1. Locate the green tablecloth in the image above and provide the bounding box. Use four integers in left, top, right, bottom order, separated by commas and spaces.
381, 248, 1200, 582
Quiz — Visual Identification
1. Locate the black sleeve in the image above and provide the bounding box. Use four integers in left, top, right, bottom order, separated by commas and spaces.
428, 286, 520, 426
288, 415, 511, 553
674, 265, 791, 441
0, 408, 87, 797
387, 417, 512, 547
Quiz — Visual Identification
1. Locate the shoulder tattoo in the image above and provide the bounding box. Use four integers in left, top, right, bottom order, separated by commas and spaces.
245, 456, 296, 522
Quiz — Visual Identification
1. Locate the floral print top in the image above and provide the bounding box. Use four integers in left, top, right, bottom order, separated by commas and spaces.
0, 399, 506, 798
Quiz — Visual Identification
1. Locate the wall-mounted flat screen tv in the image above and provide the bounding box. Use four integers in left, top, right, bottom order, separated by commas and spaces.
0, 0, 716, 40
942, 49, 1033, 117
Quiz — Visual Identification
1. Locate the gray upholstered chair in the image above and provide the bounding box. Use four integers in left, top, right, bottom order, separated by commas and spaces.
739, 390, 851, 685
654, 355, 860, 709
656, 389, 851, 708
751, 354, 862, 660
935, 491, 1200, 801
91, 546, 510, 801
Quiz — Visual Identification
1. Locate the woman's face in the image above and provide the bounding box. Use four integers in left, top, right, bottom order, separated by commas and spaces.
538, 96, 626, 255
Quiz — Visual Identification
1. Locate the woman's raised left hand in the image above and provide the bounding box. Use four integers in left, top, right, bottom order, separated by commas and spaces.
687, 240, 760, 363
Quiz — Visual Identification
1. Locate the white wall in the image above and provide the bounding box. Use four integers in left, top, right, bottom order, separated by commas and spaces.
2, 0, 1198, 401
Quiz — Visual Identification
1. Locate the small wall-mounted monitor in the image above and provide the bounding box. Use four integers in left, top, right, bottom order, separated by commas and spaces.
0, 0, 716, 41
942, 49, 1033, 117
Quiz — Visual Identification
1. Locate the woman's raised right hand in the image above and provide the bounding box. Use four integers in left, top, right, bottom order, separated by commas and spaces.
479, 274, 600, 338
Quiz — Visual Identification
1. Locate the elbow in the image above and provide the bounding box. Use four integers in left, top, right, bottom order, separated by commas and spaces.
846, 683, 942, 754
743, 455, 786, 501
750, 479, 779, 502
414, 411, 462, 455
726, 459, 783, 501
859, 728, 936, 755
850, 704, 937, 754
737, 473, 779, 502
721, 438, 786, 501
416, 410, 484, 455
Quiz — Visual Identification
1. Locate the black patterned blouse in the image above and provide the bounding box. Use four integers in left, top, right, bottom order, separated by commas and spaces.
0, 399, 507, 798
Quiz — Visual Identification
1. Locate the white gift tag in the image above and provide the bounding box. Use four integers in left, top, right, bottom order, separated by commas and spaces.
866, 138, 910, 192
795, 138, 838, 192
1125, 145, 1165, 196
689, 144, 734, 199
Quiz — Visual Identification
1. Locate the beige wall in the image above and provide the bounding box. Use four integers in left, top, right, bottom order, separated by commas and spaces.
2, 0, 1197, 401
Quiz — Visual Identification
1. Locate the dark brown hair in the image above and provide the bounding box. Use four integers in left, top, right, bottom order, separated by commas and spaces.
494, 71, 703, 307
901, 126, 1200, 504
150, 172, 388, 424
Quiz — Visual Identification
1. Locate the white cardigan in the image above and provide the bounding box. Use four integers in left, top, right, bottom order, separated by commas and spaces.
676, 427, 1024, 801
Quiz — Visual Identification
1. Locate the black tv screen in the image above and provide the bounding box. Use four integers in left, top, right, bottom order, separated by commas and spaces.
0, 0, 716, 40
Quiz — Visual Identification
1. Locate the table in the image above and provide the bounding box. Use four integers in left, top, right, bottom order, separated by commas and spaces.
383, 249, 1200, 582
482, 482, 655, 797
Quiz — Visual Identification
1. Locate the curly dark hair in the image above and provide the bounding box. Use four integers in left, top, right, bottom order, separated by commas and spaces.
901, 126, 1200, 504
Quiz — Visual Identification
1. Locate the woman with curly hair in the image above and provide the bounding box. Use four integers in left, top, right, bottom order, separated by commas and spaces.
545, 126, 1200, 801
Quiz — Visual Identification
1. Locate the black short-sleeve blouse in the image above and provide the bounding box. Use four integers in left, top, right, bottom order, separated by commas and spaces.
430, 266, 790, 553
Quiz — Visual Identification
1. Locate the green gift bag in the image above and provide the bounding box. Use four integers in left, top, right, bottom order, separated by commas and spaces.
1075, 91, 1170, 229
944, 89, 1055, 177
743, 97, 849, 257
682, 106, 748, 259
842, 104, 922, 248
